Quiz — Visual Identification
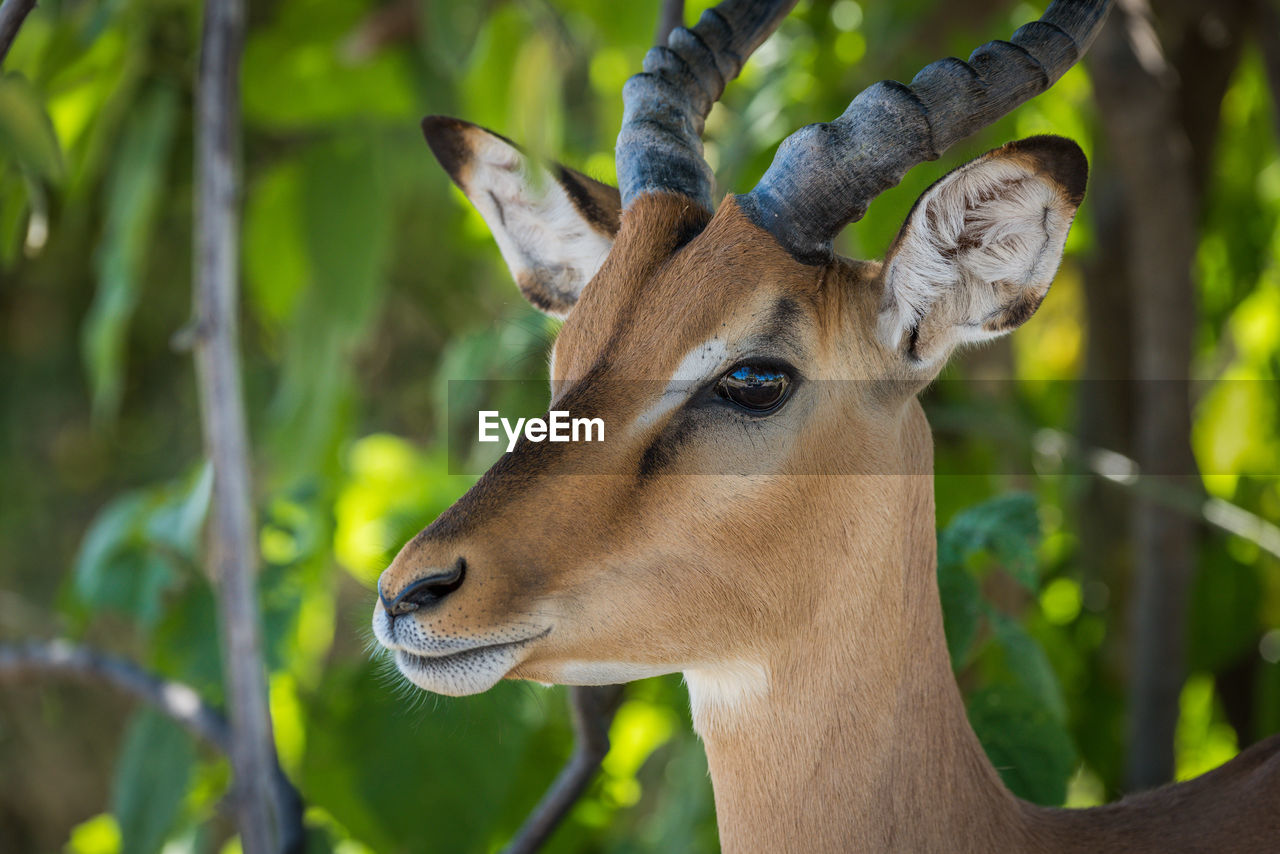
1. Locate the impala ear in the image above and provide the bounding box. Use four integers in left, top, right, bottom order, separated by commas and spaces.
422, 116, 621, 318
877, 136, 1087, 366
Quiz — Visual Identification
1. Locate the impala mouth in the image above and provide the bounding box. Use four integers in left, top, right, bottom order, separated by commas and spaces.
392, 629, 551, 696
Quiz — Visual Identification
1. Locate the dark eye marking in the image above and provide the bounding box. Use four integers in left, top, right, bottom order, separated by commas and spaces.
715, 363, 793, 414
637, 359, 800, 480
638, 417, 694, 479
766, 297, 804, 332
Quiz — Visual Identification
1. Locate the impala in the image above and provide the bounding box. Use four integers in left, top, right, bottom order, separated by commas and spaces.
372, 0, 1280, 849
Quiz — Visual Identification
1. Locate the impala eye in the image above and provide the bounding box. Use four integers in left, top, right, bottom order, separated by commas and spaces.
715, 364, 792, 413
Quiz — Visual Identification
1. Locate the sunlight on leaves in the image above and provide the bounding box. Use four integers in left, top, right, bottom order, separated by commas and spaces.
1013, 266, 1083, 380
1062, 764, 1105, 809
1195, 369, 1280, 494
244, 162, 309, 329
1040, 578, 1083, 626
334, 435, 468, 580
1174, 674, 1239, 782
601, 700, 680, 809
270, 673, 308, 775
65, 813, 122, 854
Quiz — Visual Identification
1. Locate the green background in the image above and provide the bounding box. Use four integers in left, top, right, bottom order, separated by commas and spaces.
2, 0, 1278, 851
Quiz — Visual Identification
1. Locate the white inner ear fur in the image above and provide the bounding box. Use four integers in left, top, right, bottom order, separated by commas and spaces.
878, 155, 1073, 358
464, 135, 613, 316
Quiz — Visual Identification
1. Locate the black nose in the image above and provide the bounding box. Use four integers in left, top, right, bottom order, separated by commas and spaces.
380, 558, 467, 617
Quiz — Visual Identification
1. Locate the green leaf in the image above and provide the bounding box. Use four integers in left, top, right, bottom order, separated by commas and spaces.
988, 610, 1068, 722
424, 0, 490, 69
241, 2, 416, 130
0, 73, 64, 182
302, 661, 569, 853
151, 578, 223, 701
300, 140, 391, 332
264, 139, 392, 479
71, 466, 210, 630
1189, 541, 1263, 672
938, 555, 982, 667
81, 82, 179, 422
938, 493, 1041, 589
508, 33, 564, 166
967, 683, 1076, 806
111, 708, 195, 854
144, 462, 213, 561
244, 161, 309, 326
0, 169, 27, 267
73, 493, 177, 629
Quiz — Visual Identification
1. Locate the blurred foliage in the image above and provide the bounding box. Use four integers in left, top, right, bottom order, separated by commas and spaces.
937, 494, 1076, 805
2, 0, 1279, 852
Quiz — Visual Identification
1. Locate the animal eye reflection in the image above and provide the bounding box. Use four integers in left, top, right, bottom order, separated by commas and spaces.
715, 364, 792, 414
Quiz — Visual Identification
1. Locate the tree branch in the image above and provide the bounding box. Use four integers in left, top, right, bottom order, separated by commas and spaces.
1023, 426, 1280, 557
193, 0, 291, 851
0, 640, 230, 749
503, 685, 625, 854
1087, 0, 1202, 791
0, 0, 36, 66
0, 640, 306, 849
654, 0, 684, 45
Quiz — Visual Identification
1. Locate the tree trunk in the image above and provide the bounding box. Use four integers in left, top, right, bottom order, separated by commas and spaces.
1088, 0, 1202, 791
193, 0, 291, 849
1083, 0, 1256, 790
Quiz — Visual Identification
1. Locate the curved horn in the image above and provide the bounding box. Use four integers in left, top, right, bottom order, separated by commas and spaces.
738, 0, 1113, 265
617, 0, 799, 212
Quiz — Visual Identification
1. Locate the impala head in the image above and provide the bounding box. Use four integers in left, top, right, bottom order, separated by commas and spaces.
374, 0, 1103, 703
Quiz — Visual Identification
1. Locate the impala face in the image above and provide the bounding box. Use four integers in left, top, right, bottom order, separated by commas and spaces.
372, 117, 1087, 699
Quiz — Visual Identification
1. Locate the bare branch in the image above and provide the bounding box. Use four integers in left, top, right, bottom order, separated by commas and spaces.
193, 0, 292, 851
0, 0, 37, 66
0, 640, 230, 750
503, 685, 626, 854
654, 0, 684, 46
0, 639, 306, 850
1023, 426, 1280, 556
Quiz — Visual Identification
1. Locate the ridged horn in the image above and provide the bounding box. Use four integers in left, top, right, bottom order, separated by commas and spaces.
616, 0, 799, 212
738, 0, 1112, 264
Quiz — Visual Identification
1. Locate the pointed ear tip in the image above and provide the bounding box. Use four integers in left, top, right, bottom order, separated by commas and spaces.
420, 114, 473, 141
420, 115, 479, 183
1008, 135, 1089, 205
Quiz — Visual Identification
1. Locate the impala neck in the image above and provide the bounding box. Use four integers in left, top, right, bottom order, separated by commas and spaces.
687, 412, 1024, 852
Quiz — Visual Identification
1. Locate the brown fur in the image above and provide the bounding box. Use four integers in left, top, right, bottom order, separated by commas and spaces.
378, 140, 1280, 851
